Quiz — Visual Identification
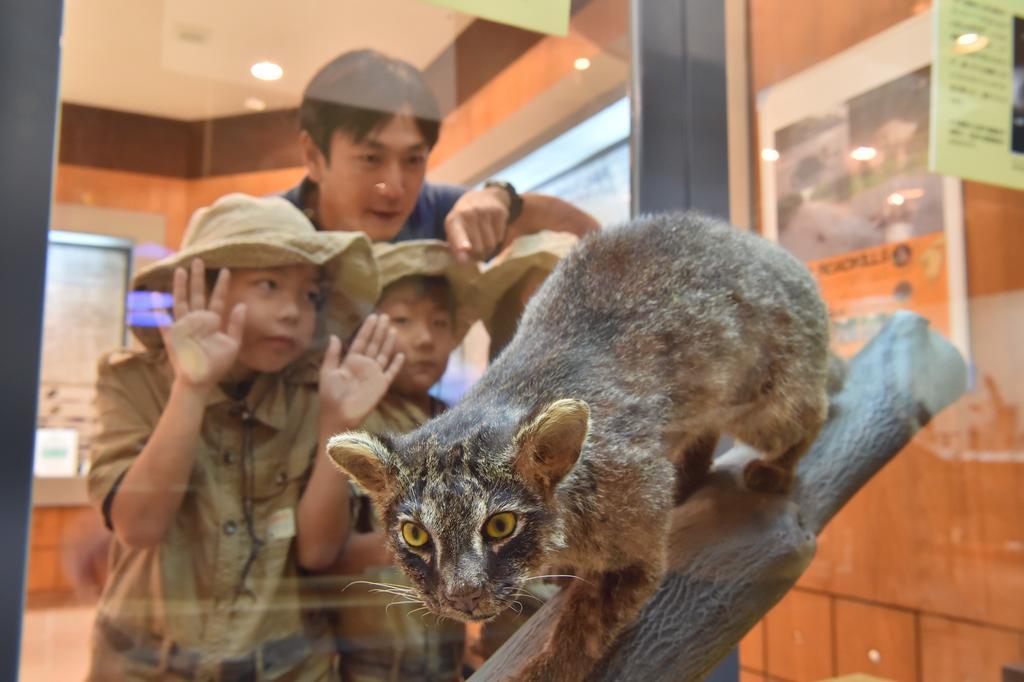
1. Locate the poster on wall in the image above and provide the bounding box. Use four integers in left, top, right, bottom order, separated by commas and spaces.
930, 0, 1024, 190
757, 11, 970, 361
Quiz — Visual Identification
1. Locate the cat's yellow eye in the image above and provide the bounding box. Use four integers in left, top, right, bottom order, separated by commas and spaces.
401, 522, 430, 548
484, 512, 517, 541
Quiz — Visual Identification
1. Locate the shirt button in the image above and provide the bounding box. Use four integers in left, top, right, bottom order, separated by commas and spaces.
275, 471, 287, 485
223, 520, 237, 536
223, 451, 236, 465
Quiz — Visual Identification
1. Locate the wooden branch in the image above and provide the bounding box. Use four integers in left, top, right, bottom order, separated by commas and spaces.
471, 311, 967, 681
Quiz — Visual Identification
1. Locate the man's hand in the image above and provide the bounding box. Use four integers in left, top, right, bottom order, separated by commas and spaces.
159, 259, 246, 390
319, 314, 404, 434
445, 186, 511, 263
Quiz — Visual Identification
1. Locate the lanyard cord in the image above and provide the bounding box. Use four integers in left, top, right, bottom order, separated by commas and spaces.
235, 407, 264, 601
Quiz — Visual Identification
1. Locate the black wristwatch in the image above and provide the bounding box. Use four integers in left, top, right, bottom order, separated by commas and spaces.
484, 180, 524, 225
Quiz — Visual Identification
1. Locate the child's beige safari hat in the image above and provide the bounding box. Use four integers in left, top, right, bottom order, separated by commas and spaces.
131, 193, 380, 349
478, 230, 579, 352
372, 240, 482, 344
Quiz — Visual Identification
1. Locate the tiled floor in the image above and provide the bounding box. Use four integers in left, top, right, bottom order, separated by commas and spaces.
19, 601, 96, 681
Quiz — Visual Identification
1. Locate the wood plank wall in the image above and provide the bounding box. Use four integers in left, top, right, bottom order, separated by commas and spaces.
742, 0, 1024, 679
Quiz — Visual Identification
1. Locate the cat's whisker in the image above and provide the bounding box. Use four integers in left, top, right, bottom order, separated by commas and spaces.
407, 606, 431, 619
368, 587, 416, 598
519, 574, 591, 585
343, 579, 416, 594
510, 589, 546, 605
496, 593, 527, 615
385, 599, 423, 614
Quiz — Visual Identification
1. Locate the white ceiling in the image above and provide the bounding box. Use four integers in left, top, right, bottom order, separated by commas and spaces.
59, 0, 473, 120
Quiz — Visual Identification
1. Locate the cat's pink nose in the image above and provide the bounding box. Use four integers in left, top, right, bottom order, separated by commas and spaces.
446, 585, 484, 613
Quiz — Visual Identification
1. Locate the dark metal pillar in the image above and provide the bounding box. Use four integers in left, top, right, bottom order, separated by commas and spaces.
630, 0, 737, 678
630, 0, 730, 218
0, 0, 64, 676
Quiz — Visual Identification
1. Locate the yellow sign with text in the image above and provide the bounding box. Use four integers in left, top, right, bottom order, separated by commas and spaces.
930, 0, 1024, 190
423, 0, 571, 36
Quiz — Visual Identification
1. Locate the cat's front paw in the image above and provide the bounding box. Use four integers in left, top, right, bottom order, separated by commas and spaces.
743, 458, 792, 494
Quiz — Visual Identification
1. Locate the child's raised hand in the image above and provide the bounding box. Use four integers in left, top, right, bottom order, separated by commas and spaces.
159, 259, 246, 389
319, 314, 405, 432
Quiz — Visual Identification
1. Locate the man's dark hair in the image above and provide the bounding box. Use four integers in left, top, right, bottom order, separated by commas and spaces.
300, 49, 442, 159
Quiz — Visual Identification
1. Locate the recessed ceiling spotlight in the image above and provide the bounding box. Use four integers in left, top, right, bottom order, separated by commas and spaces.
244, 97, 267, 112
760, 148, 780, 162
850, 146, 877, 161
574, 57, 591, 71
251, 61, 283, 81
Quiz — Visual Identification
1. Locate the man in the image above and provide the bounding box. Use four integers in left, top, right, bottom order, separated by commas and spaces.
284, 49, 599, 261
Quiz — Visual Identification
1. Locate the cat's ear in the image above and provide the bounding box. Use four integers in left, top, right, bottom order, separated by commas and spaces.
513, 399, 590, 492
327, 432, 396, 497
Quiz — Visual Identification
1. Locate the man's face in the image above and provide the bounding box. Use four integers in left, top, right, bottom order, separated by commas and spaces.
223, 265, 322, 376
304, 113, 429, 240
374, 280, 455, 398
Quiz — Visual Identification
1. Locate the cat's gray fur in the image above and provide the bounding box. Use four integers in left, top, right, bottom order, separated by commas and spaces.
328, 212, 830, 680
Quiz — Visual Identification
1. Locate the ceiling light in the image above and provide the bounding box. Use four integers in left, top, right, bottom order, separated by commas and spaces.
760, 148, 780, 162
886, 192, 906, 206
574, 57, 591, 71
250, 61, 283, 81
850, 146, 877, 161
954, 33, 989, 53
244, 97, 267, 112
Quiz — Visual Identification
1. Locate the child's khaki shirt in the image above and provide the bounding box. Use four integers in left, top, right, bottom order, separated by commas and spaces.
86, 349, 337, 681
333, 394, 464, 682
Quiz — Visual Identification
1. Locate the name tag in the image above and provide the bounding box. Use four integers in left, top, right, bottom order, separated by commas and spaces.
268, 507, 296, 540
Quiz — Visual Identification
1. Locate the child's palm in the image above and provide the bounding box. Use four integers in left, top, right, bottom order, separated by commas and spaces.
159, 259, 246, 389
320, 315, 404, 430
166, 310, 243, 386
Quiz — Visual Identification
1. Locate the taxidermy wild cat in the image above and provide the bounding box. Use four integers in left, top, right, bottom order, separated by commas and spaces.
328, 211, 830, 681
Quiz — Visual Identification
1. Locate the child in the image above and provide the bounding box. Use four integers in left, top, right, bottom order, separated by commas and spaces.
329, 239, 480, 682
359, 240, 481, 433
86, 193, 402, 681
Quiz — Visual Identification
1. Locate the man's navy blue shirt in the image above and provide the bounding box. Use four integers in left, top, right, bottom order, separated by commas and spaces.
281, 177, 467, 242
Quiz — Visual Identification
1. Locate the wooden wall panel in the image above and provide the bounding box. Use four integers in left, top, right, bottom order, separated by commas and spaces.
739, 671, 768, 682
184, 167, 307, 232
834, 599, 918, 681
764, 589, 834, 681
53, 164, 307, 249
741, 619, 766, 672
920, 615, 1024, 682
53, 164, 188, 248
59, 103, 200, 178
26, 548, 61, 594
26, 507, 98, 596
962, 182, 1024, 296
798, 432, 1024, 632
749, 0, 929, 92
30, 508, 62, 550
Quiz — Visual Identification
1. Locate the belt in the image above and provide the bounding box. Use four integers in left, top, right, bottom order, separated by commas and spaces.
98, 615, 333, 680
